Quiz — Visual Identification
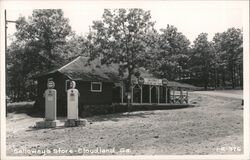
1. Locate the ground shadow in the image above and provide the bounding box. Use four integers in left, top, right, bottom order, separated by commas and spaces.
87, 111, 155, 122
7, 103, 43, 118
7, 102, 195, 121
86, 104, 195, 122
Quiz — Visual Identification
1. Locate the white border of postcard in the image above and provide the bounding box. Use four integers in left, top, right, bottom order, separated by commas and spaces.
1, 0, 249, 160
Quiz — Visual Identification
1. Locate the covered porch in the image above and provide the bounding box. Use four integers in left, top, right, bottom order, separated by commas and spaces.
112, 78, 191, 105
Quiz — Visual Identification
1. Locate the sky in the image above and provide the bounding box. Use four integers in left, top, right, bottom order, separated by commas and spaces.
3, 1, 246, 46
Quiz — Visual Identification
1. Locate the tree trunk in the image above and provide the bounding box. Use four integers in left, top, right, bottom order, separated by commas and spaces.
230, 64, 235, 89
239, 63, 243, 88
203, 66, 208, 90
214, 68, 217, 89
126, 68, 134, 112
17, 82, 21, 101
222, 68, 226, 88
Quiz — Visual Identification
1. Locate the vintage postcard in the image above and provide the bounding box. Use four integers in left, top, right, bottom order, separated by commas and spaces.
0, 0, 249, 160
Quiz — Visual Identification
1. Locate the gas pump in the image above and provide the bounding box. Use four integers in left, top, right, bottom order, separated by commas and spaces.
35, 79, 59, 128
44, 80, 57, 121
65, 81, 84, 127
67, 81, 79, 120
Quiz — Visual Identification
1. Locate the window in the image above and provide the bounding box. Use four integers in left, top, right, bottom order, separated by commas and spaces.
91, 82, 102, 92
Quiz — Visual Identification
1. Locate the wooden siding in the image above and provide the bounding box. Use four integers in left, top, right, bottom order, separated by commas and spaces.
36, 73, 114, 116
76, 81, 114, 106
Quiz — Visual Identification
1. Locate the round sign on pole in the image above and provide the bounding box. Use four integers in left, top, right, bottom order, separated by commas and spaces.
138, 77, 144, 84
131, 79, 137, 84
162, 78, 169, 86
127, 92, 131, 99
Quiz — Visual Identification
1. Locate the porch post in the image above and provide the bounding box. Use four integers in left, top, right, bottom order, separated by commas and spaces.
173, 88, 175, 103
149, 85, 151, 103
140, 85, 143, 103
121, 82, 124, 103
157, 86, 160, 104
180, 88, 183, 104
131, 85, 134, 103
186, 90, 189, 103
165, 87, 167, 104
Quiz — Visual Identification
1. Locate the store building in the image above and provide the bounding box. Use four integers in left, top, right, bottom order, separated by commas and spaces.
34, 56, 194, 116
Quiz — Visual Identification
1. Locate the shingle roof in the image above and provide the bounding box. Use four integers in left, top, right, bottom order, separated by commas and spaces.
34, 56, 197, 89
34, 56, 154, 82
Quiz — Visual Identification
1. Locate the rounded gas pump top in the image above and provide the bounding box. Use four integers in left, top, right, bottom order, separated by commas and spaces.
47, 81, 55, 89
70, 81, 76, 89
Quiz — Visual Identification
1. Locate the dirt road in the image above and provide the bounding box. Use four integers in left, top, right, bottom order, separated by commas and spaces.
192, 90, 243, 99
6, 92, 243, 156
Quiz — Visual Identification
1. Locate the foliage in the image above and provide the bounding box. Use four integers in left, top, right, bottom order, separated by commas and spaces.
55, 34, 92, 61
151, 25, 190, 80
6, 42, 40, 101
6, 9, 243, 102
189, 33, 215, 90
212, 28, 243, 88
14, 9, 72, 68
7, 9, 73, 101
89, 9, 156, 90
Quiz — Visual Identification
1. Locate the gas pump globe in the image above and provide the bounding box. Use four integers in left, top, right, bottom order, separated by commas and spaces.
47, 80, 55, 89
70, 81, 76, 89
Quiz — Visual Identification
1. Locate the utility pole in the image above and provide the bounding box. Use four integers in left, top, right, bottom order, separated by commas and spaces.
5, 10, 17, 51
5, 10, 17, 117
5, 10, 7, 54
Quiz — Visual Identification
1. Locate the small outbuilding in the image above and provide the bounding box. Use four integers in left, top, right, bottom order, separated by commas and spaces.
33, 56, 194, 116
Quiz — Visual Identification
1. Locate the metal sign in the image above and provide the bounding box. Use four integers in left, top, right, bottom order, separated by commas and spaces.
127, 92, 131, 99
47, 95, 53, 101
138, 77, 144, 84
70, 92, 75, 101
144, 78, 162, 86
47, 91, 53, 101
162, 78, 169, 85
131, 79, 137, 84
131, 77, 168, 86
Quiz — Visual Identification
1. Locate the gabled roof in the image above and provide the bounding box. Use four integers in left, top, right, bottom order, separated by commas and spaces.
60, 56, 121, 82
34, 56, 154, 82
34, 56, 198, 89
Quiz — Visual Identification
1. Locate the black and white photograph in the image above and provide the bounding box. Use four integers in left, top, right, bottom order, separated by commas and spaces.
0, 0, 249, 159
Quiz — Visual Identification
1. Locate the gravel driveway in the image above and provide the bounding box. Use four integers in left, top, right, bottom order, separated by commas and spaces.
192, 90, 243, 99
6, 92, 243, 156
